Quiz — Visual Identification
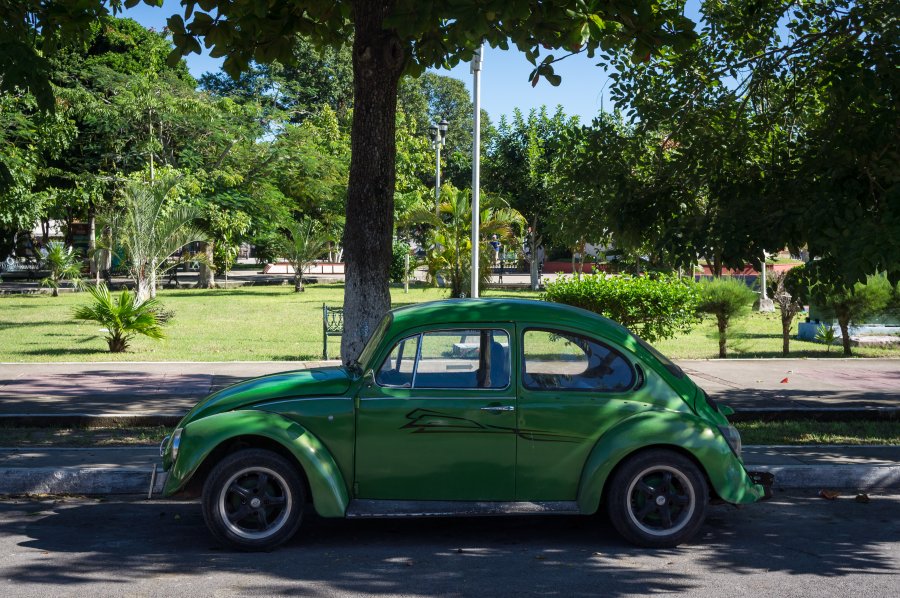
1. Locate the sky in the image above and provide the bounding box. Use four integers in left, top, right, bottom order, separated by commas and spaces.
122, 1, 639, 124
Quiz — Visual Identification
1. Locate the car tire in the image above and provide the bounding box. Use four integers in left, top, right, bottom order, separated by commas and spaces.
201, 448, 306, 551
606, 449, 709, 548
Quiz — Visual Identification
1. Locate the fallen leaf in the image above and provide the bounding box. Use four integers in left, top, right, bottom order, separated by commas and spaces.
819, 489, 840, 500
780, 377, 789, 383
855, 493, 870, 503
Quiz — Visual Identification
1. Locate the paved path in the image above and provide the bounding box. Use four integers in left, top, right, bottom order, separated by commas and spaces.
1, 492, 898, 597
0, 359, 897, 417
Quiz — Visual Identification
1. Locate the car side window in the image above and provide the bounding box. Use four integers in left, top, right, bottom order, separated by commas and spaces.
522, 329, 634, 392
387, 329, 509, 389
376, 335, 419, 387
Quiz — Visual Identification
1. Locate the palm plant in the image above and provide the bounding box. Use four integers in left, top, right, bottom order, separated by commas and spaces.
404, 186, 523, 298
696, 277, 756, 358
73, 283, 165, 353
40, 241, 84, 297
120, 175, 206, 303
278, 218, 330, 292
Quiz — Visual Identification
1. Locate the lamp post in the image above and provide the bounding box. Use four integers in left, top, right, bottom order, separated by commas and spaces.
758, 250, 774, 312
470, 43, 483, 299
429, 118, 449, 216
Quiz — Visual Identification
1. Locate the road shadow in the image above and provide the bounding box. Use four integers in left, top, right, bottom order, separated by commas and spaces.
0, 371, 250, 415
711, 388, 900, 410
1, 493, 897, 595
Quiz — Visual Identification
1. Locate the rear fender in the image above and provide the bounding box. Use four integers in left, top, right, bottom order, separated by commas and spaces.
163, 410, 349, 518
576, 411, 764, 514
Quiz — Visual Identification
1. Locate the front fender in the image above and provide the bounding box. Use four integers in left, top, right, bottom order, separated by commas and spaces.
576, 410, 764, 514
163, 410, 349, 518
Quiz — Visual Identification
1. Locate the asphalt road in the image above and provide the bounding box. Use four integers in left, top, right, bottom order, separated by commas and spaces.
1, 492, 898, 597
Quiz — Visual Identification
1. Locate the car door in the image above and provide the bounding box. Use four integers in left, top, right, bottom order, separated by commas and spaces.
515, 326, 640, 501
355, 326, 517, 500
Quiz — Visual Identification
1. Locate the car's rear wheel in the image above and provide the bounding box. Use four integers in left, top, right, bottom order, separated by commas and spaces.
606, 449, 708, 548
201, 448, 305, 551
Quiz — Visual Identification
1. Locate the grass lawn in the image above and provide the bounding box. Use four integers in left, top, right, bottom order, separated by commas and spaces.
0, 284, 537, 362
735, 420, 900, 446
1, 283, 897, 361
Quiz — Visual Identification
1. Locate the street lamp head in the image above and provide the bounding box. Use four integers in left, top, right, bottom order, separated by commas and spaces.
438, 118, 449, 144
429, 123, 439, 143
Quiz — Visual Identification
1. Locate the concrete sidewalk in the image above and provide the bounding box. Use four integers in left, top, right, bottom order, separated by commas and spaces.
1, 359, 897, 419
1, 445, 897, 495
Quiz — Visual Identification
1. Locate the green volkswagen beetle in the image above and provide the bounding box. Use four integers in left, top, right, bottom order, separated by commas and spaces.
159, 299, 770, 550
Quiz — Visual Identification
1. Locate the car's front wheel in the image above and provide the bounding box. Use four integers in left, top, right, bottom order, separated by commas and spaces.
606, 449, 709, 548
201, 448, 305, 551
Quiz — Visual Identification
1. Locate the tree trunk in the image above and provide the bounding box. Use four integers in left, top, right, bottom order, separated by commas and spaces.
781, 315, 791, 356
149, 258, 157, 299
839, 317, 852, 357
196, 241, 216, 288
294, 270, 304, 292
136, 274, 152, 304
717, 314, 728, 358
88, 205, 97, 278
340, 3, 405, 365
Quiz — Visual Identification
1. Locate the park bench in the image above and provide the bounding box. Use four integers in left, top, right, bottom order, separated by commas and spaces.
322, 303, 344, 359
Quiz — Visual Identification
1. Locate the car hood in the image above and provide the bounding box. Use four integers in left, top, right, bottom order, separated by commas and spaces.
179, 366, 353, 424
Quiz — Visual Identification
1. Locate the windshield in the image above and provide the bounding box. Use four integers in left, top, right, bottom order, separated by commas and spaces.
355, 313, 393, 373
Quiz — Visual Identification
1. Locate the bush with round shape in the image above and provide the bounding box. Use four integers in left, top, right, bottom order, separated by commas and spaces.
542, 273, 700, 343
696, 277, 755, 358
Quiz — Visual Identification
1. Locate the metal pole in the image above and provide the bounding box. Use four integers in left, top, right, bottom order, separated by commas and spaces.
404, 251, 409, 294
435, 142, 441, 217
760, 251, 768, 301
470, 43, 483, 299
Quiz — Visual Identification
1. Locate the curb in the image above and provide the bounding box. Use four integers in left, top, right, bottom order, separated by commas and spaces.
752, 465, 900, 490
1, 466, 897, 497
0, 468, 168, 495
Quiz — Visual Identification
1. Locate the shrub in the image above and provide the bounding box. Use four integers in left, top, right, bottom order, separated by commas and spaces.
390, 240, 409, 284
696, 278, 756, 358
791, 265, 893, 356
41, 241, 83, 297
542, 273, 700, 342
73, 284, 165, 352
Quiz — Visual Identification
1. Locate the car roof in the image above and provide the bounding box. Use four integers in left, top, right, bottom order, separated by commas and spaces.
388, 298, 633, 345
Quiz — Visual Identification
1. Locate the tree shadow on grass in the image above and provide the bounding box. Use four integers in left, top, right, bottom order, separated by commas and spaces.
18, 348, 108, 357
0, 320, 80, 330
2, 493, 897, 595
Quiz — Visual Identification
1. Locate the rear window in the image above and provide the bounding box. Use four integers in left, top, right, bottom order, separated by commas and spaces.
522, 329, 635, 392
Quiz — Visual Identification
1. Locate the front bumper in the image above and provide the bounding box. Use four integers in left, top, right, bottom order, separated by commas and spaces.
747, 471, 775, 500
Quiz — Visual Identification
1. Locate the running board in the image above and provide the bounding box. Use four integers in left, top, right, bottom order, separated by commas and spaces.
345, 500, 581, 518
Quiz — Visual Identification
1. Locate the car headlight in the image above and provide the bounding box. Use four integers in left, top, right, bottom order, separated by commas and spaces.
718, 425, 742, 460
170, 428, 183, 462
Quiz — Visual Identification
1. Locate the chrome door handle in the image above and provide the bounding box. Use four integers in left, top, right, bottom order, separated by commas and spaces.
480, 405, 515, 412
